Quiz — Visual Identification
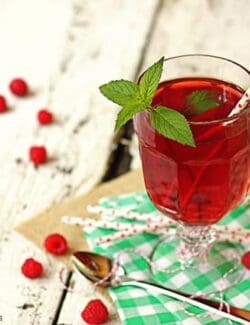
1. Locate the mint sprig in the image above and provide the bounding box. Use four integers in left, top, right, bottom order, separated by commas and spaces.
185, 90, 219, 115
150, 106, 195, 147
139, 57, 164, 106
99, 79, 140, 107
99, 57, 195, 147
115, 104, 142, 130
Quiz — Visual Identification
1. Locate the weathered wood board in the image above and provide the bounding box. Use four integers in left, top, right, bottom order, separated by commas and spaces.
0, 0, 158, 324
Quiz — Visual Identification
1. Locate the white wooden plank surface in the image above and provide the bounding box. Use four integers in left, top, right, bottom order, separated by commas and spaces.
131, 0, 250, 169
0, 0, 158, 324
57, 273, 119, 325
0, 232, 65, 325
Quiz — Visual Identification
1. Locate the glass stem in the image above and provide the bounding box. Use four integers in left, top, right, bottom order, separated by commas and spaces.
176, 223, 217, 262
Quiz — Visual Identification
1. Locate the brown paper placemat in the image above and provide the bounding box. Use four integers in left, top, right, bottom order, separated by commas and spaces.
16, 169, 143, 269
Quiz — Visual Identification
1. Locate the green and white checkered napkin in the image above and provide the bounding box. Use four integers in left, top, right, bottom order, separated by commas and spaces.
85, 192, 250, 325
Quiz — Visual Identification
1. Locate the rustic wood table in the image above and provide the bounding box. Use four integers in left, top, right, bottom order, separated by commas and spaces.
0, 0, 249, 324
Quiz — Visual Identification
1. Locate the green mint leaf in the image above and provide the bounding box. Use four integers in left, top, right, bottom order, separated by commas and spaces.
185, 90, 219, 115
150, 106, 195, 147
139, 56, 164, 106
115, 103, 145, 130
99, 79, 140, 106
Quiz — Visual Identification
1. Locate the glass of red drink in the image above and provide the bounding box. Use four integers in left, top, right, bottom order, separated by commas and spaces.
134, 55, 250, 266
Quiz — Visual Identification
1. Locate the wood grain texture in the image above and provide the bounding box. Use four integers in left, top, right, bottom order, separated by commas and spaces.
143, 0, 250, 67
0, 232, 66, 325
0, 0, 157, 324
57, 273, 119, 325
131, 0, 250, 169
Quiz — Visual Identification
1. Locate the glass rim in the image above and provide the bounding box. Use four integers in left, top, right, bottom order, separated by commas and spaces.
164, 54, 250, 75
142, 54, 250, 125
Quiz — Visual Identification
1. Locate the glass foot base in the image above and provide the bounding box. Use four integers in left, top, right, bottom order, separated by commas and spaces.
150, 236, 244, 295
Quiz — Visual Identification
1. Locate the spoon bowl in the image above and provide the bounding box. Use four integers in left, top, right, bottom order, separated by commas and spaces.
72, 251, 113, 285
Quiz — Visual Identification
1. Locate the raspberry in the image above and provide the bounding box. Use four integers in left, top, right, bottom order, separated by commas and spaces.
9, 78, 29, 96
21, 258, 43, 279
38, 109, 54, 125
81, 299, 109, 324
44, 233, 68, 255
241, 251, 250, 269
29, 146, 47, 165
0, 95, 7, 112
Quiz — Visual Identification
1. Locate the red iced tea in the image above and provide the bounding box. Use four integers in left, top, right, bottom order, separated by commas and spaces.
134, 77, 250, 225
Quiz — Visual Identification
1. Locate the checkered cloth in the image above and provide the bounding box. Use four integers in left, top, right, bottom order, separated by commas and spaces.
85, 193, 250, 324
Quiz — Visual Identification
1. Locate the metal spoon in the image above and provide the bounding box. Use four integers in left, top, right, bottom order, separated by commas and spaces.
72, 251, 250, 325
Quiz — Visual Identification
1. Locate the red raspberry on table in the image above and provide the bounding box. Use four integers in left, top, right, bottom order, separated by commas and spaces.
9, 78, 29, 96
38, 109, 54, 125
21, 258, 43, 279
241, 251, 250, 269
81, 299, 109, 324
29, 146, 47, 165
0, 95, 7, 112
44, 233, 68, 255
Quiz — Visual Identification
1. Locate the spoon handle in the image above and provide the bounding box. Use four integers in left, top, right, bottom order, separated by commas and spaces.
122, 280, 249, 325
